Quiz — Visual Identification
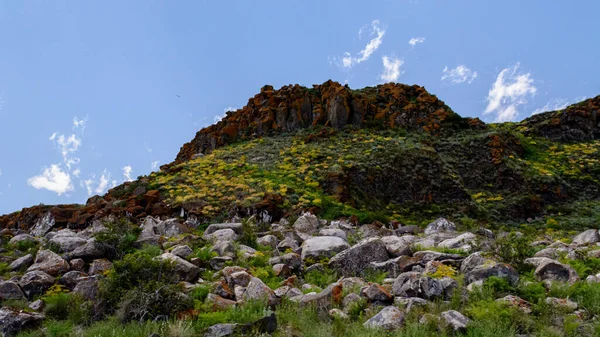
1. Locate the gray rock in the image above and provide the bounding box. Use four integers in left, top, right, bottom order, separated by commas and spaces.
73, 277, 99, 300
572, 229, 600, 246
464, 261, 519, 286
257, 235, 278, 248
243, 277, 278, 305
59, 270, 88, 290
171, 245, 193, 259
380, 235, 415, 257
441, 310, 470, 331
301, 236, 349, 260
157, 253, 200, 282
65, 239, 106, 261
212, 240, 236, 257
209, 257, 233, 271
9, 254, 33, 271
318, 228, 347, 240
48, 229, 87, 253
0, 281, 25, 301
343, 293, 363, 309
496, 295, 532, 314
8, 234, 36, 246
276, 237, 299, 252
18, 271, 55, 299
27, 250, 69, 276
298, 283, 342, 310
329, 238, 389, 276
28, 300, 44, 311
369, 257, 403, 278
206, 294, 236, 311
459, 252, 486, 274
69, 258, 85, 271
412, 250, 463, 264
360, 284, 392, 303
29, 212, 55, 237
534, 248, 559, 259
363, 306, 405, 330
525, 257, 579, 284
392, 272, 455, 300
88, 258, 112, 275
203, 229, 238, 243
394, 297, 428, 312
424, 218, 457, 235
269, 253, 302, 270
545, 297, 578, 312
203, 223, 243, 236
437, 232, 476, 250
293, 213, 319, 234
203, 323, 237, 337
0, 307, 45, 337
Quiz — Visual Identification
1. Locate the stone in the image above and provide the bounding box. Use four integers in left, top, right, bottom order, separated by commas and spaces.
88, 259, 112, 275
203, 323, 237, 337
28, 300, 44, 311
48, 229, 87, 253
257, 235, 278, 248
412, 250, 463, 264
545, 297, 578, 312
273, 264, 292, 278
380, 235, 415, 257
269, 253, 302, 270
298, 283, 343, 310
329, 308, 349, 319
206, 294, 237, 311
343, 293, 363, 309
204, 223, 243, 237
392, 272, 455, 300
572, 229, 600, 246
69, 258, 85, 271
319, 228, 347, 240
27, 250, 69, 276
0, 281, 25, 301
29, 212, 55, 237
525, 257, 579, 284
394, 297, 428, 312
363, 306, 405, 330
8, 234, 36, 246
18, 271, 55, 299
273, 286, 303, 298
369, 257, 403, 278
157, 253, 200, 282
424, 218, 457, 235
58, 270, 88, 290
203, 229, 239, 243
209, 257, 233, 270
497, 295, 532, 314
437, 232, 476, 250
460, 252, 486, 274
65, 239, 106, 261
212, 241, 236, 257
213, 281, 234, 299
464, 260, 519, 286
243, 277, 278, 305
329, 238, 389, 276
171, 245, 193, 259
73, 277, 99, 300
293, 213, 319, 234
440, 310, 470, 331
300, 236, 350, 260
9, 254, 33, 271
534, 248, 559, 259
360, 283, 392, 303
224, 269, 252, 288
0, 307, 45, 337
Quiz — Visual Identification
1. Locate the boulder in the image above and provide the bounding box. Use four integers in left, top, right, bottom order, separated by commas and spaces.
459, 252, 486, 274
203, 323, 237, 337
206, 294, 237, 311
318, 228, 347, 240
257, 235, 278, 248
464, 261, 519, 286
497, 295, 532, 314
9, 254, 33, 271
58, 270, 89, 290
203, 229, 238, 243
243, 277, 278, 306
18, 271, 55, 299
360, 283, 393, 303
203, 223, 243, 236
48, 229, 87, 253
171, 245, 193, 259
29, 212, 55, 237
0, 281, 25, 301
269, 253, 302, 270
437, 232, 476, 251
73, 277, 99, 300
298, 283, 343, 310
363, 306, 405, 330
276, 237, 299, 252
394, 297, 428, 312
69, 258, 85, 271
380, 235, 415, 257
0, 307, 45, 337
88, 259, 112, 276
212, 241, 236, 257
209, 257, 233, 271
392, 272, 455, 300
300, 236, 350, 261
8, 234, 36, 246
572, 229, 600, 246
440, 310, 470, 331
157, 253, 200, 282
545, 297, 578, 312
329, 238, 389, 276
525, 257, 579, 284
26, 250, 69, 276
424, 218, 457, 235
369, 257, 403, 278
293, 213, 319, 234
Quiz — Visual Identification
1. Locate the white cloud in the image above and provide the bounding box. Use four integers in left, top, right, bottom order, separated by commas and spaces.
81, 170, 115, 196
27, 164, 74, 195
72, 168, 81, 177
408, 37, 425, 47
532, 98, 572, 115
50, 133, 81, 169
0, 169, 2, 177
379, 56, 404, 82
441, 65, 478, 84
73, 116, 89, 132
151, 161, 160, 170
123, 165, 133, 182
484, 63, 537, 122
215, 107, 237, 124
339, 20, 386, 68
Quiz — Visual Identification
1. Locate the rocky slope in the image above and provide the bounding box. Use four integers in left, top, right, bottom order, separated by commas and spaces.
0, 81, 599, 336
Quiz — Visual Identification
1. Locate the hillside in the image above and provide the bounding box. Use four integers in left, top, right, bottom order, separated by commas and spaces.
0, 82, 600, 337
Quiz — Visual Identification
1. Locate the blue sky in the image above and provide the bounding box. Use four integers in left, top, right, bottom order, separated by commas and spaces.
1, 1, 599, 215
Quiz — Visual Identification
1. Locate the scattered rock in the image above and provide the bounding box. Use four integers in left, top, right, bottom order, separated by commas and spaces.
497, 295, 532, 314
73, 277, 99, 300
9, 254, 33, 271
9, 234, 36, 246
88, 258, 112, 276
329, 238, 389, 276
363, 306, 405, 330
48, 229, 87, 252
525, 257, 579, 284
0, 281, 25, 301
171, 245, 193, 259
545, 297, 578, 312
424, 218, 457, 235
257, 235, 278, 248
360, 283, 393, 303
301, 236, 350, 260
441, 310, 470, 331
58, 270, 88, 290
206, 294, 237, 311
438, 232, 476, 251
18, 271, 55, 299
572, 229, 600, 246
157, 253, 200, 282
380, 235, 414, 257
0, 307, 45, 337
26, 250, 69, 276
293, 213, 319, 235
394, 297, 428, 312
203, 229, 239, 243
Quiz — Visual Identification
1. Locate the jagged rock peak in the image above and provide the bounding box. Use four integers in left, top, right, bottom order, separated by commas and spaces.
174, 80, 485, 163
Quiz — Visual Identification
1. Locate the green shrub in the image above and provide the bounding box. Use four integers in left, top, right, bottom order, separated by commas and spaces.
493, 232, 536, 272
517, 281, 546, 303
43, 292, 72, 320
304, 268, 338, 288
116, 284, 193, 322
188, 284, 211, 302
94, 219, 141, 260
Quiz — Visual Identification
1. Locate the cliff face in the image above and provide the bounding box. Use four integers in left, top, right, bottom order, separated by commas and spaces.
174, 80, 484, 164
